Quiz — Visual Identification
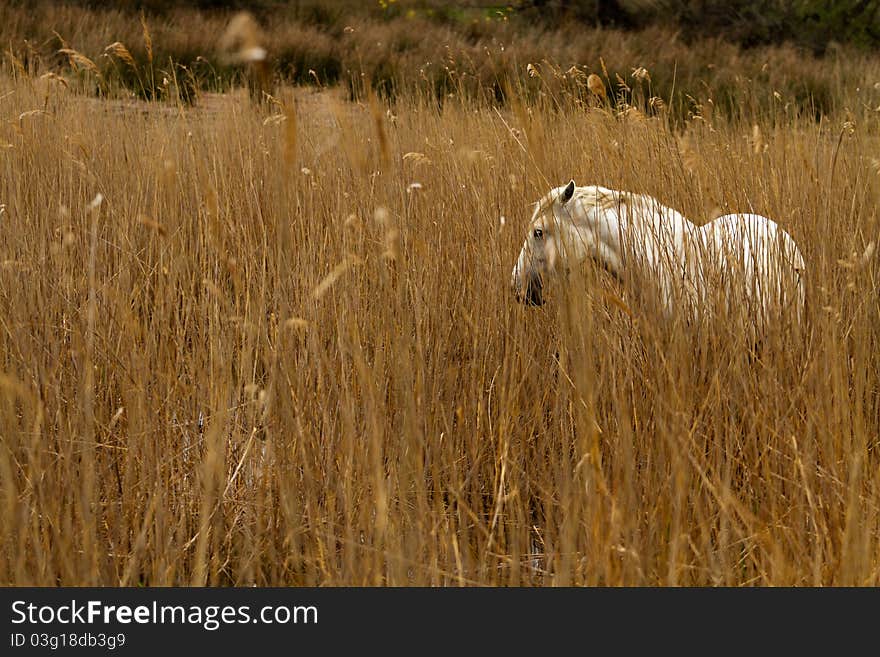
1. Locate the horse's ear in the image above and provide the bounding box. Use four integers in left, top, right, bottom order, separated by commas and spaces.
561, 180, 576, 204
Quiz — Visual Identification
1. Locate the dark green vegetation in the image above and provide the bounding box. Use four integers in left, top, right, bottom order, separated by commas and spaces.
3, 0, 879, 120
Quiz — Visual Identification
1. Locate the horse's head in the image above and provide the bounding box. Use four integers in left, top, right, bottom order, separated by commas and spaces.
512, 181, 631, 306
511, 179, 578, 305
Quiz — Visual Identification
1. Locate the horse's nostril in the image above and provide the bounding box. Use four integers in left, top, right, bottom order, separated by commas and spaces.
526, 287, 544, 306
525, 274, 544, 306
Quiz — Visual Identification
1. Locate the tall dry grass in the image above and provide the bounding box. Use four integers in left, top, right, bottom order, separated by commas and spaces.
0, 55, 878, 585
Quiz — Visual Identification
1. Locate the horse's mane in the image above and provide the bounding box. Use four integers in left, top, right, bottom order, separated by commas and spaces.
573, 185, 621, 212
580, 187, 688, 227
536, 184, 666, 216
535, 185, 616, 216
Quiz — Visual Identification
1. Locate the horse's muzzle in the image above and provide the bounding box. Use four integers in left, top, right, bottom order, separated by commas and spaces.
515, 272, 544, 306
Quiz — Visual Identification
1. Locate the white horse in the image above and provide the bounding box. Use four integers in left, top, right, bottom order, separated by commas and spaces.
511, 180, 805, 333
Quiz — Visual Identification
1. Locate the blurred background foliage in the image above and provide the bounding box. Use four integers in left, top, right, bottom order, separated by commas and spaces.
4, 0, 880, 120
11, 1, 880, 52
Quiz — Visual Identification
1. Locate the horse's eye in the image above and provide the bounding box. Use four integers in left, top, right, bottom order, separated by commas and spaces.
533, 228, 543, 240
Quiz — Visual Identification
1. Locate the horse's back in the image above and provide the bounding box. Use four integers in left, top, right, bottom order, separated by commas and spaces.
708, 213, 803, 259
702, 213, 805, 324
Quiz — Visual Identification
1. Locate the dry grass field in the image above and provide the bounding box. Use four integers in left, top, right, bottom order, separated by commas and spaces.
1, 8, 879, 585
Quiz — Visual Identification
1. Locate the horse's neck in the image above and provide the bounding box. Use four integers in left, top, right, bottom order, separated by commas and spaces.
565, 197, 696, 280
618, 199, 697, 267
600, 199, 699, 316
627, 197, 695, 236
